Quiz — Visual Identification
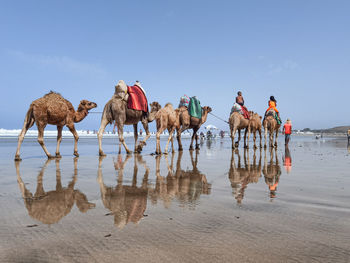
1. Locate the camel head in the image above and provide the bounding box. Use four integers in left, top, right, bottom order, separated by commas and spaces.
148, 102, 162, 122
202, 106, 212, 114
77, 100, 97, 112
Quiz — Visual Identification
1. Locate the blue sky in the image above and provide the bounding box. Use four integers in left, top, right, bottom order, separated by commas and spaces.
1, 0, 349, 131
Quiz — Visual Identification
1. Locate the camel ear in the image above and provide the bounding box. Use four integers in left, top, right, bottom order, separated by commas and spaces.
259, 116, 262, 119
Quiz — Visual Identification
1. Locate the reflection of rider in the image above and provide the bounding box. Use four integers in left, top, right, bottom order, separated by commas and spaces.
283, 146, 292, 173
263, 148, 281, 199
15, 158, 95, 225
98, 155, 149, 228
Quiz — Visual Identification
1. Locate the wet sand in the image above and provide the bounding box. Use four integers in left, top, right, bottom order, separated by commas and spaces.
0, 136, 349, 262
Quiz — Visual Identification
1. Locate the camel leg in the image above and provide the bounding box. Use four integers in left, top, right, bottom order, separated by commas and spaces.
264, 123, 268, 149
253, 131, 257, 149
244, 127, 249, 149
259, 129, 262, 149
55, 126, 63, 158
274, 128, 279, 148
269, 129, 274, 148
15, 115, 35, 161
97, 116, 109, 156
194, 128, 200, 150
176, 128, 183, 151
133, 123, 139, 153
231, 126, 237, 149
189, 128, 197, 150
156, 126, 165, 155
169, 128, 175, 153
67, 124, 79, 157
136, 122, 151, 153
118, 124, 132, 154
236, 129, 241, 148
36, 123, 54, 159
165, 127, 175, 154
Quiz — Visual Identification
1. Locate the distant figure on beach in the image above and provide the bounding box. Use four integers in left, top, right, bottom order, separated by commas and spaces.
235, 91, 250, 119
282, 119, 292, 145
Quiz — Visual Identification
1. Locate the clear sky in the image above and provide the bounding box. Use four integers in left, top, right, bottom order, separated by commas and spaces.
1, 0, 349, 132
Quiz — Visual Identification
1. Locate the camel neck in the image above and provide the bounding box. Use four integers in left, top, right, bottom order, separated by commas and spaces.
74, 109, 88, 123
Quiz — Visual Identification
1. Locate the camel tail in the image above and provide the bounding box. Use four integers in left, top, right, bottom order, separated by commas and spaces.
24, 105, 35, 130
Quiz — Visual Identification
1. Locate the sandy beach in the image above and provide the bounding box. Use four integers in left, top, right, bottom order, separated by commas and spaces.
0, 136, 349, 262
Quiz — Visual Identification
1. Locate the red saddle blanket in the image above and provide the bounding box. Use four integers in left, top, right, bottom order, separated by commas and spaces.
127, 85, 148, 113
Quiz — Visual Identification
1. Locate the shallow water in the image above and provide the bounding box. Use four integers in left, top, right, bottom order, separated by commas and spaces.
0, 136, 349, 262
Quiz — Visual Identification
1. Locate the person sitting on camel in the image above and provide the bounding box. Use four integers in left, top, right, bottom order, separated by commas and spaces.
265, 95, 280, 120
236, 91, 250, 119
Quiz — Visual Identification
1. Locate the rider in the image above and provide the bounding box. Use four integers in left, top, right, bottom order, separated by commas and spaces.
265, 96, 280, 120
235, 91, 250, 119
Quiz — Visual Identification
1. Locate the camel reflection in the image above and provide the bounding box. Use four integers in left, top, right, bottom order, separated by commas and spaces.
15, 158, 95, 225
149, 150, 211, 208
97, 155, 149, 228
228, 149, 262, 205
263, 148, 282, 199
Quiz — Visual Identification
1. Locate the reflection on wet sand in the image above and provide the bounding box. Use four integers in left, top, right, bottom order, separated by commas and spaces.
98, 155, 149, 228
263, 148, 282, 199
15, 158, 95, 225
149, 150, 211, 208
283, 146, 292, 173
228, 149, 262, 204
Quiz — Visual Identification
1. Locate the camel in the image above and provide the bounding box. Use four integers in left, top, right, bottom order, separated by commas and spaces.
155, 103, 180, 154
263, 110, 281, 148
263, 148, 281, 198
148, 150, 211, 208
246, 112, 263, 149
176, 106, 212, 151
228, 148, 261, 205
15, 91, 97, 161
229, 111, 252, 149
97, 154, 149, 228
16, 158, 95, 225
97, 80, 161, 155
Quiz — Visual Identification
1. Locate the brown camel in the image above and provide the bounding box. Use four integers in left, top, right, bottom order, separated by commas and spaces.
229, 111, 252, 149
263, 148, 281, 198
97, 80, 161, 155
97, 154, 149, 228
14, 91, 97, 160
263, 110, 281, 148
228, 148, 262, 205
246, 112, 263, 149
176, 106, 212, 151
16, 158, 95, 225
155, 103, 180, 154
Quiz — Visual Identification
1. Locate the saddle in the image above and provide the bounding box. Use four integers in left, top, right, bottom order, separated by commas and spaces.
265, 110, 281, 124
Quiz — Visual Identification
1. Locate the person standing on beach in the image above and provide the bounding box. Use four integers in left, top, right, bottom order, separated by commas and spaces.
282, 119, 292, 145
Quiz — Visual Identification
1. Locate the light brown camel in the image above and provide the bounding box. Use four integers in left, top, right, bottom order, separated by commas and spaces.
15, 91, 97, 160
263, 110, 281, 148
16, 158, 95, 225
246, 112, 263, 149
228, 148, 262, 205
97, 81, 161, 155
229, 111, 252, 149
262, 148, 281, 198
97, 154, 149, 228
155, 103, 180, 154
176, 106, 212, 151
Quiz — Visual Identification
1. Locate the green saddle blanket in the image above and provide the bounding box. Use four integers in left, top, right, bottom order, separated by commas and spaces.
188, 97, 202, 119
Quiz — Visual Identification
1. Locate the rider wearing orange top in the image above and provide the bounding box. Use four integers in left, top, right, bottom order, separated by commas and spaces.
266, 96, 278, 113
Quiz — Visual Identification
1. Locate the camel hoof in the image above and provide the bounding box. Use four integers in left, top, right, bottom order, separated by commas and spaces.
253, 145, 257, 149
73, 152, 79, 157
14, 155, 22, 161
99, 151, 106, 157
259, 145, 262, 149
55, 154, 62, 158
178, 147, 183, 151
47, 155, 55, 159
195, 146, 200, 150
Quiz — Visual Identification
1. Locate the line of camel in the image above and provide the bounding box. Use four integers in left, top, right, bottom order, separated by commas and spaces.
14, 80, 281, 161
